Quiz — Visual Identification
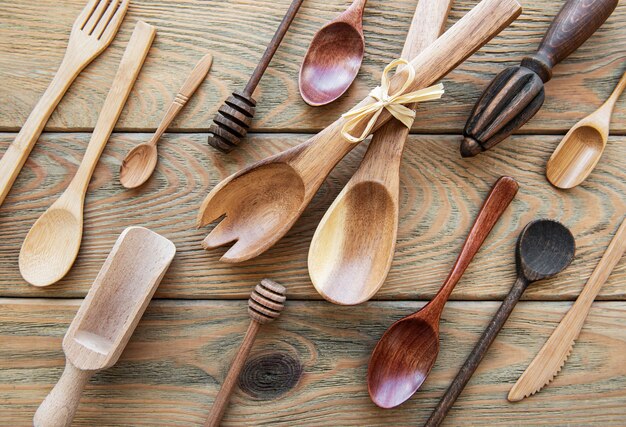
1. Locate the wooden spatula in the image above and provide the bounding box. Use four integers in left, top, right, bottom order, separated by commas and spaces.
33, 227, 176, 427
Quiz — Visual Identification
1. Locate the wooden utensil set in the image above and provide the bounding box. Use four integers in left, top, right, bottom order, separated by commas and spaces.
0, 0, 623, 425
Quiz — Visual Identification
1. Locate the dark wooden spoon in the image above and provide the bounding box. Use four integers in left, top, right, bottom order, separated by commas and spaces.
367, 176, 519, 409
299, 0, 367, 106
424, 219, 575, 427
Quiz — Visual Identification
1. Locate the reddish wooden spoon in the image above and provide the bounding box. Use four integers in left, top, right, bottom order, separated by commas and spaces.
367, 176, 518, 409
299, 0, 367, 106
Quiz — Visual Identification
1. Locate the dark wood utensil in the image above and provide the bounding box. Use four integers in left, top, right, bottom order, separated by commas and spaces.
424, 219, 575, 427
204, 279, 286, 427
461, 0, 618, 157
299, 0, 367, 106
207, 0, 304, 153
367, 176, 519, 409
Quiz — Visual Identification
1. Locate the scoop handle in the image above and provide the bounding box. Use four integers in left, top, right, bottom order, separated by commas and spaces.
522, 0, 618, 81
33, 359, 94, 427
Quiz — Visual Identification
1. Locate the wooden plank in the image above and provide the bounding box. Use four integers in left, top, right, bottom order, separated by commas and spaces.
0, 132, 624, 300
0, 299, 624, 426
0, 0, 624, 133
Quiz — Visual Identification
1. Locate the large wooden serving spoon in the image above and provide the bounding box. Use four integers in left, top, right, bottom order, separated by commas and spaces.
299, 0, 368, 106
197, 0, 522, 263
308, 0, 453, 305
367, 176, 518, 409
545, 69, 626, 189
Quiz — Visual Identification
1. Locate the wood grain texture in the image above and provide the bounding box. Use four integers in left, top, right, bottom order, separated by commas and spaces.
0, 299, 624, 426
0, 132, 623, 299
0, 0, 624, 134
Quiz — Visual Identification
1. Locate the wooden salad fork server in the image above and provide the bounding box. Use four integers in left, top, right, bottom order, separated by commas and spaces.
425, 219, 575, 426
120, 53, 213, 189
33, 226, 176, 427
19, 21, 155, 287
197, 0, 522, 263
0, 0, 130, 208
508, 217, 625, 402
308, 0, 453, 305
204, 279, 286, 427
367, 176, 518, 409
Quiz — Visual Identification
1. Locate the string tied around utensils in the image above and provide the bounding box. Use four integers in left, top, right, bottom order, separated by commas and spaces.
340, 58, 444, 143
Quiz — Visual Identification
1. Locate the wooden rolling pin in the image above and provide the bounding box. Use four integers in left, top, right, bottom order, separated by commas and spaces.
461, 0, 618, 157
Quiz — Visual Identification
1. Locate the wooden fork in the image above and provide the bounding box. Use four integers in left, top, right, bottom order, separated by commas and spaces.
0, 0, 130, 207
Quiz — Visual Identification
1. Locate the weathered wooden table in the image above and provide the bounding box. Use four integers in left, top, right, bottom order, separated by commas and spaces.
1, 0, 625, 425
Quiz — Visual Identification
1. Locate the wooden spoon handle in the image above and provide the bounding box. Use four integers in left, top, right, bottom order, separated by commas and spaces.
425, 274, 529, 427
434, 176, 518, 303
33, 360, 94, 427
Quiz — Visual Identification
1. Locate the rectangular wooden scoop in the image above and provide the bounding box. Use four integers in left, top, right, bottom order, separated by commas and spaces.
34, 227, 176, 427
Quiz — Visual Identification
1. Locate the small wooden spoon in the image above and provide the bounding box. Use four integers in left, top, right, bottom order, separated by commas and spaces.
546, 69, 626, 189
308, 0, 453, 305
367, 176, 518, 409
299, 0, 367, 106
197, 0, 522, 263
33, 226, 176, 427
120, 53, 213, 189
19, 22, 155, 287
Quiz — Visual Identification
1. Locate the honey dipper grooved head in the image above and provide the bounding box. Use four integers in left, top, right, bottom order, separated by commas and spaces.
248, 279, 287, 324
208, 90, 256, 153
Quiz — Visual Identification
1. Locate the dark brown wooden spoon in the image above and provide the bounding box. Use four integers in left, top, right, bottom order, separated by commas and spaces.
424, 219, 575, 427
367, 176, 519, 409
299, 0, 367, 106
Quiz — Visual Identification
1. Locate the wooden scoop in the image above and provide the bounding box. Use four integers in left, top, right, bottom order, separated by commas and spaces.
33, 226, 176, 427
546, 69, 626, 189
197, 0, 522, 263
299, 0, 368, 106
19, 21, 155, 287
308, 0, 453, 305
367, 176, 518, 409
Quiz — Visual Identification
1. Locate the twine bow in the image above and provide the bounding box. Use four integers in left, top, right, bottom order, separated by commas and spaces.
340, 59, 444, 143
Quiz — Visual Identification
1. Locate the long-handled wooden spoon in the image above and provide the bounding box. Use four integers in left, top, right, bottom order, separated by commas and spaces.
508, 217, 625, 402
204, 279, 286, 427
33, 226, 176, 427
546, 69, 626, 189
19, 21, 155, 287
0, 0, 129, 208
367, 176, 518, 409
120, 53, 213, 189
424, 219, 575, 426
308, 0, 453, 305
197, 0, 522, 263
299, 0, 368, 106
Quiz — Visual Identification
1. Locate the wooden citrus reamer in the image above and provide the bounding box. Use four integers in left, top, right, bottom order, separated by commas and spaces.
197, 0, 523, 264
204, 279, 286, 427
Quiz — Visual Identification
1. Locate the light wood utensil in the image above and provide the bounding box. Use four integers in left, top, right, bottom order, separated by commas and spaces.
204, 279, 286, 427
19, 21, 156, 287
424, 219, 575, 426
197, 0, 522, 263
120, 53, 213, 189
308, 0, 453, 305
299, 0, 368, 106
508, 217, 625, 402
546, 70, 626, 189
367, 176, 518, 409
33, 226, 176, 427
0, 0, 130, 208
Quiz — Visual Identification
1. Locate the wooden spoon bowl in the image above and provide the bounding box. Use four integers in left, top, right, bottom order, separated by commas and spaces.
119, 143, 158, 189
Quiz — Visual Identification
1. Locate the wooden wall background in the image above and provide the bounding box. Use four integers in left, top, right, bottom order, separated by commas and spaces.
0, 0, 624, 425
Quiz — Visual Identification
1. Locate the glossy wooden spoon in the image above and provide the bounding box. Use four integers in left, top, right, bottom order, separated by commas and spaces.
197, 0, 522, 263
120, 53, 213, 189
299, 0, 367, 106
19, 22, 155, 287
546, 69, 626, 189
308, 0, 453, 305
367, 176, 518, 409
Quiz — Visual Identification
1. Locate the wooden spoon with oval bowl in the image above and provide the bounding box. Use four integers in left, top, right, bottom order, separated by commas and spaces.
197, 0, 522, 263
308, 0, 453, 305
